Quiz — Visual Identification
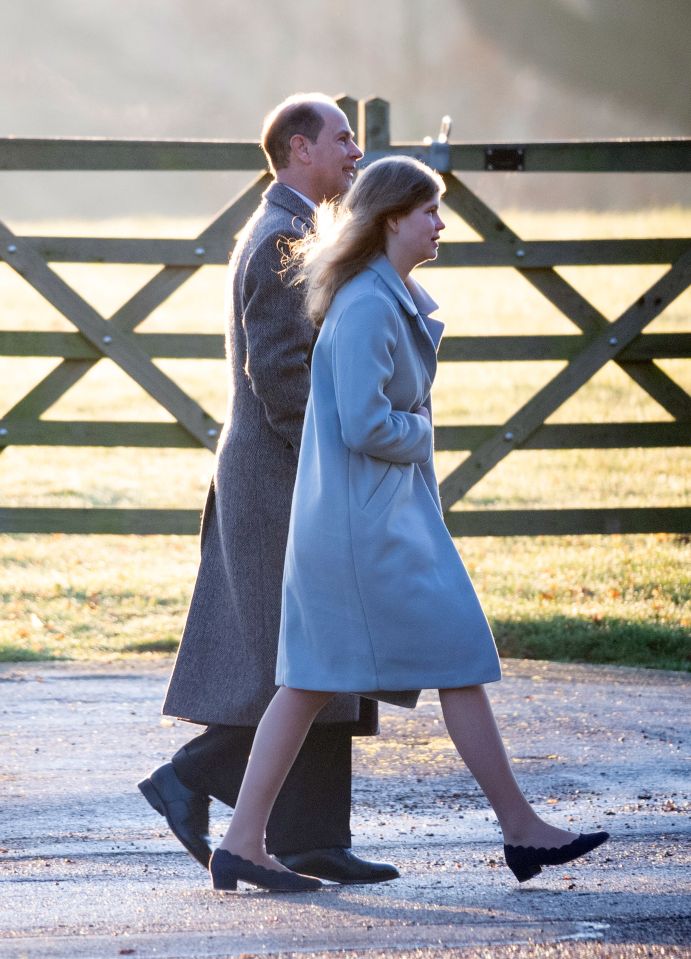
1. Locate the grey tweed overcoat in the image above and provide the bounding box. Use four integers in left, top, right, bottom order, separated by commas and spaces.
163, 182, 371, 731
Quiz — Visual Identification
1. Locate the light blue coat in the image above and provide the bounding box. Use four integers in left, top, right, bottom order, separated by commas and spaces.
276, 255, 501, 706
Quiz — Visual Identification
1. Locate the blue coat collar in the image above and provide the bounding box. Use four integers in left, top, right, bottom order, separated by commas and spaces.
368, 255, 444, 351
368, 255, 418, 315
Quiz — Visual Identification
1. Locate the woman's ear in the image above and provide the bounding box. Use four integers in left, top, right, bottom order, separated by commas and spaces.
386, 215, 399, 234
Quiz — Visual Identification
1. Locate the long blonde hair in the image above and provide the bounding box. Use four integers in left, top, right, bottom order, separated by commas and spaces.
290, 156, 444, 326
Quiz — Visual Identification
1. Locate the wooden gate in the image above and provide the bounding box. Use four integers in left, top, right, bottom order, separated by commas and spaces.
1, 96, 689, 536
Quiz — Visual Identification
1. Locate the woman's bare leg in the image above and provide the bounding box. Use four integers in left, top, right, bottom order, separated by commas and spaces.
218, 686, 334, 870
439, 685, 579, 847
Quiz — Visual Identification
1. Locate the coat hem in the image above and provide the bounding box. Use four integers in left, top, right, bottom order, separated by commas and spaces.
162, 709, 377, 736
280, 671, 503, 698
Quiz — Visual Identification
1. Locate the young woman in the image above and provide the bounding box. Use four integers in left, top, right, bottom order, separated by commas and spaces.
209, 157, 609, 893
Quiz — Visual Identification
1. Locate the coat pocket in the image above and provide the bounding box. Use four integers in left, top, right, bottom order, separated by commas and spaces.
361, 462, 405, 516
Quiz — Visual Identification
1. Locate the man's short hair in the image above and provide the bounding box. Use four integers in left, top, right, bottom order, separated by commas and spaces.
261, 93, 337, 175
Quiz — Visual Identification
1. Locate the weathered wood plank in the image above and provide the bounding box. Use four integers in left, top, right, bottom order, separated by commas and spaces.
19, 236, 233, 265
444, 507, 691, 537
0, 421, 217, 448
0, 220, 219, 450
435, 422, 691, 450
0, 506, 687, 536
439, 248, 691, 509
360, 97, 390, 152
1, 360, 97, 420
2, 136, 688, 172
0, 332, 225, 359
0, 138, 265, 171
488, 139, 691, 173
437, 333, 691, 362
17, 236, 689, 267
0, 507, 202, 535
3, 331, 689, 362
336, 96, 359, 136
365, 139, 691, 172
614, 360, 691, 422
431, 239, 690, 268
3, 420, 685, 451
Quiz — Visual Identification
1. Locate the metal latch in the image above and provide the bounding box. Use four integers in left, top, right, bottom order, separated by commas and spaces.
422, 115, 452, 172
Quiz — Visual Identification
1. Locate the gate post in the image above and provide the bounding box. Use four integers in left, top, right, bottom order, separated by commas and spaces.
359, 97, 390, 154
335, 95, 358, 141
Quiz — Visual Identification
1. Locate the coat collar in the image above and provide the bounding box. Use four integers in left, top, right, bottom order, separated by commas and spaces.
368, 255, 419, 316
368, 254, 444, 351
263, 181, 315, 230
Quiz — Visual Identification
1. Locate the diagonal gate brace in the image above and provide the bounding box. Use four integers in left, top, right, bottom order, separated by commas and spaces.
440, 248, 691, 511
0, 219, 218, 449
0, 173, 271, 450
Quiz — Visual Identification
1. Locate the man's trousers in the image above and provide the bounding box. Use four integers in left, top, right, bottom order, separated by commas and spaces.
171, 723, 353, 855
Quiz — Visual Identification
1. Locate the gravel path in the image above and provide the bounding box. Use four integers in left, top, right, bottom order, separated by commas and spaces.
0, 658, 688, 958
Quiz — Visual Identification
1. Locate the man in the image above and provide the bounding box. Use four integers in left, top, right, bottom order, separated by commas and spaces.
138, 94, 398, 885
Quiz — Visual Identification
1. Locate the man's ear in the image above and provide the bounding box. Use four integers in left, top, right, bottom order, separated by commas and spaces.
289, 133, 311, 165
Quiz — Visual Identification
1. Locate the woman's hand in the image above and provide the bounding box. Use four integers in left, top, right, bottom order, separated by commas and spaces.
414, 405, 431, 422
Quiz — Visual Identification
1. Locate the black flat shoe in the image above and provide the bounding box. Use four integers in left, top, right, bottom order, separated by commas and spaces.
277, 846, 400, 885
138, 762, 212, 868
504, 831, 610, 882
209, 849, 323, 893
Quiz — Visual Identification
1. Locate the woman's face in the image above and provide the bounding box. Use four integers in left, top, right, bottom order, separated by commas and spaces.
391, 193, 445, 269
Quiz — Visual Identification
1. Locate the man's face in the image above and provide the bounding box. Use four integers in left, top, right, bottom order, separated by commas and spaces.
307, 105, 363, 201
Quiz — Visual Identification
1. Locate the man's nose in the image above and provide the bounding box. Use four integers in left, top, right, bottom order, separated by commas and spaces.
351, 140, 364, 160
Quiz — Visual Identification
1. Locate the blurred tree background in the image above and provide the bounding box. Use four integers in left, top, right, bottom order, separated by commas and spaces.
1, 0, 689, 217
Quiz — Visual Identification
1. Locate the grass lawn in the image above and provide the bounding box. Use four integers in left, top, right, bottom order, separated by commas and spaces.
1, 532, 688, 671
1, 207, 689, 670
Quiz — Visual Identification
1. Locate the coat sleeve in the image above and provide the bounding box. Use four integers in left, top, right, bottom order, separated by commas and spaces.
332, 294, 433, 464
241, 233, 313, 453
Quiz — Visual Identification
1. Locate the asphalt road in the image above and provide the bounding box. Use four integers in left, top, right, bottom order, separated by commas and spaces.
0, 658, 689, 958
